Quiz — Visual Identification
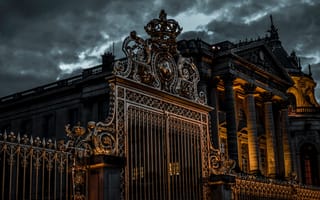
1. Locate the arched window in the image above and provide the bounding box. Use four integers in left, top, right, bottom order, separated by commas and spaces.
300, 143, 319, 185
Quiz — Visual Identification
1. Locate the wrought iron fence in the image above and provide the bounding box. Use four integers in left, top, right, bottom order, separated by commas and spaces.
0, 131, 89, 200
232, 175, 320, 200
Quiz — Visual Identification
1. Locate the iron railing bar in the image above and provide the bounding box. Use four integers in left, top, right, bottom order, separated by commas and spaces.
157, 113, 161, 200
165, 113, 171, 200
22, 150, 27, 200
173, 118, 177, 200
185, 121, 189, 200
129, 107, 133, 199
29, 149, 33, 200
66, 153, 69, 200
190, 123, 194, 199
134, 107, 138, 200
150, 113, 154, 199
85, 161, 88, 200
137, 107, 140, 200
143, 109, 146, 200
186, 123, 193, 199
146, 111, 151, 200
185, 123, 190, 200
185, 122, 189, 200
138, 107, 142, 200
42, 151, 45, 200
177, 118, 182, 200
60, 155, 63, 200
181, 120, 186, 200
157, 114, 162, 200
171, 119, 175, 200
48, 155, 51, 200
194, 131, 199, 199
176, 118, 180, 200
168, 119, 172, 200
2, 146, 6, 200
9, 146, 13, 200
195, 125, 200, 200
35, 151, 39, 200
170, 118, 179, 199
15, 147, 20, 200
128, 107, 130, 198
151, 114, 156, 199
154, 113, 158, 199
191, 130, 195, 200
54, 153, 57, 200
198, 133, 202, 199
150, 111, 153, 199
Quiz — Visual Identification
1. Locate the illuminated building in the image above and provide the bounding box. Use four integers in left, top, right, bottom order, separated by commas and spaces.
0, 10, 319, 199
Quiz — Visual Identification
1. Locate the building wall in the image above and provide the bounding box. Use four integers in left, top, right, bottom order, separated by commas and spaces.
0, 66, 112, 139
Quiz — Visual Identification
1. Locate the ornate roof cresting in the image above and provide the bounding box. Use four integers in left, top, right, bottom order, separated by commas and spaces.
114, 10, 206, 104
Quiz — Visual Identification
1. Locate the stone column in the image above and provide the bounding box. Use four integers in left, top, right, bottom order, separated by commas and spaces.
280, 101, 293, 179
208, 78, 220, 149
243, 83, 259, 174
261, 92, 277, 177
222, 74, 239, 165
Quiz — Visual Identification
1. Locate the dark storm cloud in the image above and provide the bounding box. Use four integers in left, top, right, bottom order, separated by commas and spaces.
0, 0, 160, 97
0, 0, 320, 99
201, 1, 320, 62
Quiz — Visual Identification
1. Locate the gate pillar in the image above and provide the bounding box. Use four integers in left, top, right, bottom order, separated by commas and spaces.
88, 155, 125, 200
208, 175, 235, 200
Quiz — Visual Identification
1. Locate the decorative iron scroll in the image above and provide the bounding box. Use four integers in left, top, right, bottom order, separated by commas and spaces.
65, 121, 118, 199
114, 10, 206, 104
232, 175, 320, 200
210, 146, 235, 175
65, 121, 117, 156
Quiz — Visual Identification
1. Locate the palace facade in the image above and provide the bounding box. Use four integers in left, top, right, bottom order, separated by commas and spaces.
0, 10, 320, 199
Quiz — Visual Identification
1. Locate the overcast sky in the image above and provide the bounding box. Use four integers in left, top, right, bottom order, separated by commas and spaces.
1, 0, 320, 100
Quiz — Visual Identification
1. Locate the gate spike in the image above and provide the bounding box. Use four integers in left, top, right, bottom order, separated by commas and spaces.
42, 138, 46, 147
17, 133, 21, 143
30, 136, 33, 145
4, 130, 7, 140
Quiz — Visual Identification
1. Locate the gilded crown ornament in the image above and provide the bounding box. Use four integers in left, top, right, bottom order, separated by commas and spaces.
114, 10, 207, 104
144, 9, 182, 53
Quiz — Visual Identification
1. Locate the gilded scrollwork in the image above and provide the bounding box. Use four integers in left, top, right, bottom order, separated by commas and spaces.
113, 10, 207, 105
210, 146, 236, 175
65, 121, 117, 156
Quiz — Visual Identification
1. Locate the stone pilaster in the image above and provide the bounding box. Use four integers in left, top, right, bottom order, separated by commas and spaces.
280, 101, 293, 179
243, 83, 259, 174
261, 92, 277, 177
208, 77, 220, 149
222, 74, 239, 165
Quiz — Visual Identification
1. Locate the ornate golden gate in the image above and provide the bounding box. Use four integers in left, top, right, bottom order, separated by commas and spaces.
126, 92, 206, 200
0, 10, 212, 200
107, 10, 212, 200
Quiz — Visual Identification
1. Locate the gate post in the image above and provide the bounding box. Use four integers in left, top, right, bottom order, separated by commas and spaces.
88, 155, 125, 200
65, 121, 122, 200
208, 175, 236, 200
208, 146, 236, 199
